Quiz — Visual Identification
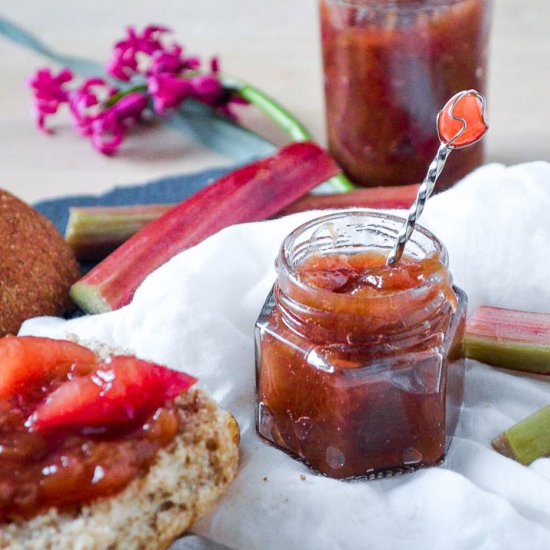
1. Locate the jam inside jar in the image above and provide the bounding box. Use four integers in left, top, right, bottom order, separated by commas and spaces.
255, 212, 466, 479
320, 0, 492, 190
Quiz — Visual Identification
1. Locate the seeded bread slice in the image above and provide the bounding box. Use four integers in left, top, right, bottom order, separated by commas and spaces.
0, 388, 239, 550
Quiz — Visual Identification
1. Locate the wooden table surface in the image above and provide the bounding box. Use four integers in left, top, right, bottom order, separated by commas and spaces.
1, 0, 548, 203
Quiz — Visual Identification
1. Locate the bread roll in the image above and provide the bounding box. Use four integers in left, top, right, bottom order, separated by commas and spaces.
0, 189, 79, 336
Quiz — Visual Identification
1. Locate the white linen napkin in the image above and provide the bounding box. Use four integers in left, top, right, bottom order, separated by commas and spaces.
21, 162, 550, 550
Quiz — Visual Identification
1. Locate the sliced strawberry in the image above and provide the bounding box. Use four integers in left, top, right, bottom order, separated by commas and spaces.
32, 355, 197, 430
0, 336, 97, 399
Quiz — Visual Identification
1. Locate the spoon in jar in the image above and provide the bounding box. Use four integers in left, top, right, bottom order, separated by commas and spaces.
386, 90, 489, 266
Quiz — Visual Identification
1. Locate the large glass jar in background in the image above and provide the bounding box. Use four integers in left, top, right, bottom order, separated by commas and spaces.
255, 212, 467, 479
320, 0, 492, 191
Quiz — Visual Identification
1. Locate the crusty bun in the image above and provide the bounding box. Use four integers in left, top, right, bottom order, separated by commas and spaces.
0, 388, 239, 550
0, 189, 79, 336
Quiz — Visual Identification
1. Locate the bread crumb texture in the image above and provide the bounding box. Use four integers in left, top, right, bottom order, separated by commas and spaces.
0, 389, 239, 550
0, 190, 79, 336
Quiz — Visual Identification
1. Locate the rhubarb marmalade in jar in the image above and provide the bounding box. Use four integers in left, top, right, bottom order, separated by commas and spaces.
320, 0, 492, 190
255, 212, 466, 479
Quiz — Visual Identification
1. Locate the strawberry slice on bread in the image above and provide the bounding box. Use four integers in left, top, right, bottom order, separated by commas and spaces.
0, 335, 97, 398
32, 355, 197, 430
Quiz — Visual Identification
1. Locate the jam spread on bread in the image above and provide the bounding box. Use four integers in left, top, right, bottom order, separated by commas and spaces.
0, 336, 196, 520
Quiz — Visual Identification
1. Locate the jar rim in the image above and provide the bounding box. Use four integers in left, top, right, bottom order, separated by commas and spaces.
278, 210, 449, 302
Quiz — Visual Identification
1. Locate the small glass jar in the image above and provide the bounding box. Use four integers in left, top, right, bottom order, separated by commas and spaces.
319, 0, 492, 191
255, 212, 466, 479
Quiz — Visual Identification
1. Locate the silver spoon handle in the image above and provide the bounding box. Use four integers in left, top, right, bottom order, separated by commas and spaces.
386, 144, 450, 266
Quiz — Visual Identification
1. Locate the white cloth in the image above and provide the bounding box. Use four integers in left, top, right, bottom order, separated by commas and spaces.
21, 162, 550, 550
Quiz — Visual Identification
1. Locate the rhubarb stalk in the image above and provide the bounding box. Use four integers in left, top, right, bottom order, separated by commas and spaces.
465, 306, 550, 374
70, 141, 340, 314
66, 204, 172, 262
279, 184, 419, 215
66, 184, 420, 262
492, 405, 550, 465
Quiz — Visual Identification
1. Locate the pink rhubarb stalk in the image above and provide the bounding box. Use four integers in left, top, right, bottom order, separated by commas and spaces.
465, 306, 550, 374
279, 183, 419, 215
70, 141, 340, 313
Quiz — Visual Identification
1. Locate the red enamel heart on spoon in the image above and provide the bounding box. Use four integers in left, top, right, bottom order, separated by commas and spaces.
437, 90, 488, 148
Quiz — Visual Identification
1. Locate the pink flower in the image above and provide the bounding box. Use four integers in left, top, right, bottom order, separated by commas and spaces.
107, 25, 167, 81
95, 95, 149, 155
148, 71, 244, 119
118, 25, 169, 55
107, 24, 199, 81
69, 78, 147, 154
148, 73, 192, 113
107, 50, 138, 82
89, 111, 126, 155
26, 68, 73, 132
210, 56, 220, 74
198, 57, 248, 118
109, 91, 148, 121
89, 92, 148, 154
68, 78, 117, 136
191, 74, 222, 104
149, 44, 200, 76
27, 24, 248, 155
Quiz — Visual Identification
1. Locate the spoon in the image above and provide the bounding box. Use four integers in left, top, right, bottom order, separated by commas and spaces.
386, 89, 489, 266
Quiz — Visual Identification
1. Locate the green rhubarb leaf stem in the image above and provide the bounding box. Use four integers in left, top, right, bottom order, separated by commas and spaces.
492, 405, 550, 465
66, 204, 173, 262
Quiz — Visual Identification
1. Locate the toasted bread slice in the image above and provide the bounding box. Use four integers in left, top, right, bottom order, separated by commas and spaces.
0, 388, 239, 550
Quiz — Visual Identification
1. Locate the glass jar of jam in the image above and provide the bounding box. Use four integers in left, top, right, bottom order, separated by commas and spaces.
255, 212, 466, 479
320, 0, 492, 191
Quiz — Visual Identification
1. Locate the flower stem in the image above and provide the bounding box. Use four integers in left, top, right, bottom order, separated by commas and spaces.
222, 76, 356, 192
321, 173, 356, 193
231, 81, 312, 142
104, 84, 147, 108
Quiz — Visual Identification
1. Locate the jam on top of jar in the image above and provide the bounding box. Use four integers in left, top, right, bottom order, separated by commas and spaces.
297, 251, 447, 296
0, 336, 196, 521
297, 251, 458, 308
276, 248, 457, 345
